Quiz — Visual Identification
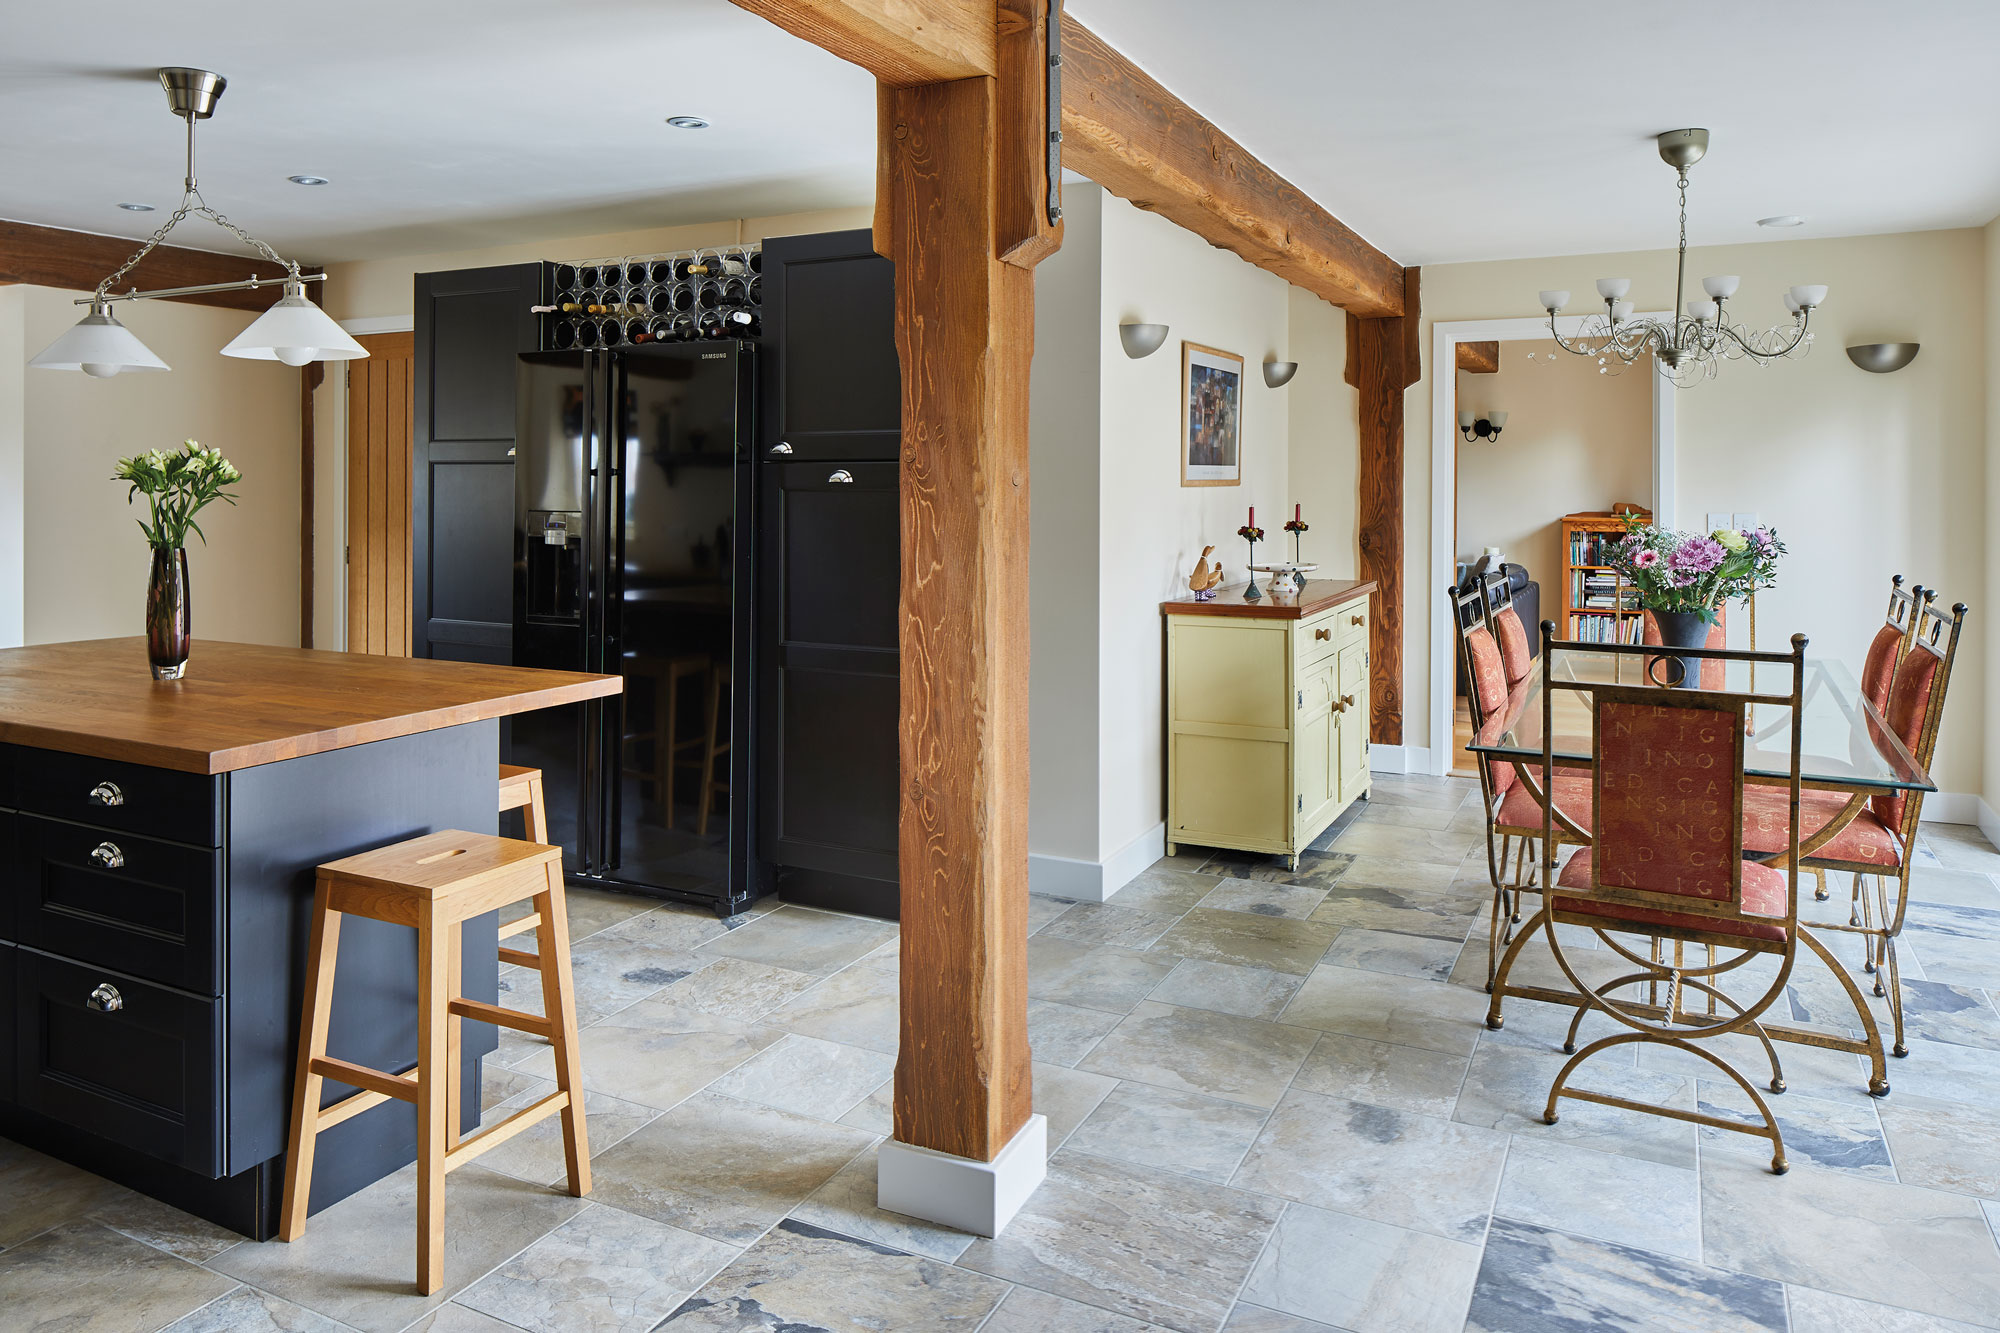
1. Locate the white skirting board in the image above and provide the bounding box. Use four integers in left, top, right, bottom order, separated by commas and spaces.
1367, 744, 1432, 775
1029, 823, 1165, 904
1920, 792, 1998, 829
877, 1114, 1047, 1237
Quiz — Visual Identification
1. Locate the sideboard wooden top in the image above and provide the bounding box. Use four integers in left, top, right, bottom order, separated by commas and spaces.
0, 639, 621, 774
1161, 578, 1378, 620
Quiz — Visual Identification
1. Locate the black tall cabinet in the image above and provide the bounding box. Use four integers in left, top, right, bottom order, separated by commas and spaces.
756, 229, 902, 917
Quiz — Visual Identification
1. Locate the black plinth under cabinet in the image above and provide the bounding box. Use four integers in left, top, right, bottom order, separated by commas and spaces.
0, 726, 498, 1239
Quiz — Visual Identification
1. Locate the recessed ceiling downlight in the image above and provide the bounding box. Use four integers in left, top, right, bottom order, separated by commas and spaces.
288, 174, 329, 186
665, 115, 710, 130
1757, 215, 1805, 228
117, 202, 155, 212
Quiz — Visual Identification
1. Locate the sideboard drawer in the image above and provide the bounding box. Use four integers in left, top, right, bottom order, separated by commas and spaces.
1339, 601, 1369, 646
15, 815, 223, 995
9, 749, 222, 848
15, 948, 224, 1176
1296, 611, 1341, 672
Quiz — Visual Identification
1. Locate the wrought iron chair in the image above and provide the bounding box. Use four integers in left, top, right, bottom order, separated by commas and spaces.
1485, 627, 1874, 1175
1741, 592, 1966, 1056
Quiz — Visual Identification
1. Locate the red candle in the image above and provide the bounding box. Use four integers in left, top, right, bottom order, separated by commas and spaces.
1248, 507, 1255, 527
1294, 503, 1302, 522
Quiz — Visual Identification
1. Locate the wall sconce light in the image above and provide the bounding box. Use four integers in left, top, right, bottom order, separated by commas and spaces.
1262, 360, 1298, 388
1118, 323, 1169, 359
1458, 409, 1507, 443
1845, 342, 1920, 374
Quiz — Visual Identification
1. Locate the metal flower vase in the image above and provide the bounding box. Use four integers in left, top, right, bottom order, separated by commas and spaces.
147, 547, 191, 680
1647, 608, 1708, 688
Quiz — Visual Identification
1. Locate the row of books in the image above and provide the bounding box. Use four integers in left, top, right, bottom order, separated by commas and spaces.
1570, 570, 1638, 609
1567, 530, 1628, 566
1570, 613, 1644, 644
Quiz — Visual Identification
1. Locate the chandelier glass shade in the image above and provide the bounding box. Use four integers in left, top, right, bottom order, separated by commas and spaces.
1534, 130, 1822, 387
27, 67, 366, 376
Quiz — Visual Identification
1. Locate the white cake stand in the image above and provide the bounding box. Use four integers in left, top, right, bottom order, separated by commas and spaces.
1251, 562, 1317, 595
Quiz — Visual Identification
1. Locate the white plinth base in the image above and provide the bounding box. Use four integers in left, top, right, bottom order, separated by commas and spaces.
876, 1114, 1047, 1238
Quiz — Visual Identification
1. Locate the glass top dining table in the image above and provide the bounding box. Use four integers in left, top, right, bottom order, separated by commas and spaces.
1465, 648, 1934, 795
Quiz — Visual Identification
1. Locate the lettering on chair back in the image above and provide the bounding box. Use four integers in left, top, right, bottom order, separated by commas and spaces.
1593, 695, 1746, 905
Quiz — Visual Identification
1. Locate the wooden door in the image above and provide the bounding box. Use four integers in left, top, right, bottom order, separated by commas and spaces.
346, 331, 415, 655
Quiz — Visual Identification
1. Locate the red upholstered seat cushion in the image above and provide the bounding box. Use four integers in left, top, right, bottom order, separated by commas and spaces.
1740, 785, 1904, 867
1493, 607, 1533, 685
1553, 849, 1789, 942
1496, 772, 1593, 832
1859, 621, 1903, 719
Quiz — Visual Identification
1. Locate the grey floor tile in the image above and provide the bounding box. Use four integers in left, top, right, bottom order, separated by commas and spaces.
1280, 963, 1491, 1057
585, 1091, 873, 1245
1196, 847, 1357, 891
646, 955, 823, 1023
1028, 894, 1080, 933
1221, 1306, 1345, 1332
766, 958, 902, 1054
1106, 866, 1232, 916
1064, 1081, 1268, 1182
88, 1190, 242, 1263
1149, 908, 1341, 976
1079, 1001, 1317, 1108
705, 1033, 897, 1120
660, 1218, 1005, 1330
456, 1203, 737, 1333
0, 1137, 136, 1247
1893, 977, 2000, 1051
1240, 1202, 1482, 1333
1784, 1285, 1995, 1333
983, 1284, 1172, 1332
1697, 1082, 1892, 1178
208, 1164, 585, 1333
1334, 855, 1469, 895
1291, 1032, 1469, 1118
545, 885, 664, 944
1464, 1216, 1786, 1333
600, 902, 740, 953
838, 1080, 894, 1134
1324, 823, 1479, 869
1923, 825, 2000, 876
1039, 902, 1187, 949
1454, 1041, 1699, 1168
789, 1149, 976, 1262
1233, 1088, 1507, 1243
0, 1220, 237, 1333
473, 1080, 659, 1189
514, 996, 783, 1111
959, 1149, 1282, 1333
1878, 1097, 2000, 1197
1902, 904, 2000, 990
563, 931, 712, 1022
1907, 867, 2000, 911
1308, 879, 1482, 942
160, 1286, 350, 1332
1701, 1156, 2000, 1325
1028, 998, 1124, 1066
694, 905, 897, 975
1633, 1026, 1867, 1102
1029, 937, 1180, 1013
1147, 957, 1305, 1022
401, 1303, 529, 1331
1322, 927, 1461, 982
1494, 1137, 1700, 1259
1194, 878, 1332, 921
1034, 1061, 1120, 1149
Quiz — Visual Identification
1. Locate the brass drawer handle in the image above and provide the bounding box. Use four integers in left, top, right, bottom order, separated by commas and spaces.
90, 841, 126, 869
88, 983, 124, 1013
1350, 614, 1365, 626
1342, 694, 1356, 708
89, 781, 125, 807
1314, 627, 1331, 641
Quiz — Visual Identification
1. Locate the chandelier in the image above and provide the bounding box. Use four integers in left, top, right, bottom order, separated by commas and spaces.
1534, 129, 1823, 388
29, 68, 366, 377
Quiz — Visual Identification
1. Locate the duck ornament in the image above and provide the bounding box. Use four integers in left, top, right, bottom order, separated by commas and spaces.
1188, 546, 1226, 601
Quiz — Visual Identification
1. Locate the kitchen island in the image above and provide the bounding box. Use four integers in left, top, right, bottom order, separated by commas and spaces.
0, 639, 619, 1238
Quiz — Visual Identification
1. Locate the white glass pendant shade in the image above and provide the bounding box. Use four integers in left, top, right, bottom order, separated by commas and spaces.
1594, 277, 1631, 300
1788, 285, 1827, 310
1458, 409, 1475, 429
1702, 274, 1740, 299
221, 286, 369, 364
1538, 290, 1570, 312
1783, 292, 1801, 315
1687, 299, 1718, 322
1609, 300, 1634, 323
1486, 410, 1507, 428
28, 304, 169, 376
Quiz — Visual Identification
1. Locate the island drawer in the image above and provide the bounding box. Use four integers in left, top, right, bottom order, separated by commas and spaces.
14, 948, 223, 1177
14, 815, 222, 995
6, 747, 223, 848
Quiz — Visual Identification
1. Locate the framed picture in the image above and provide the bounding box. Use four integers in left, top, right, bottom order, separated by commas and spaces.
1181, 341, 1243, 487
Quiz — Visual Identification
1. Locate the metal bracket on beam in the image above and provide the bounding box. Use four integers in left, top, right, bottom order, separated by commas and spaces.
1046, 0, 1064, 225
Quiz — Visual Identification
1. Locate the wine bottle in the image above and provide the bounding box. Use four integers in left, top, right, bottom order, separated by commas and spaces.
673, 258, 700, 283
697, 280, 724, 310
626, 320, 650, 344
697, 309, 725, 339
723, 308, 761, 336
720, 277, 747, 306
711, 255, 748, 277
671, 313, 698, 341
648, 316, 677, 342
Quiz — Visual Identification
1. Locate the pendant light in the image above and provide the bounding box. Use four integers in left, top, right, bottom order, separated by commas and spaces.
28, 67, 366, 377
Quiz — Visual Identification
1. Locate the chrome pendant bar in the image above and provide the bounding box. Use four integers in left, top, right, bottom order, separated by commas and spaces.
74, 271, 326, 307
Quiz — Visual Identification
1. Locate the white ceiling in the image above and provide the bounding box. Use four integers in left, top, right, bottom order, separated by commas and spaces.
5, 1, 1998, 268
0, 0, 878, 263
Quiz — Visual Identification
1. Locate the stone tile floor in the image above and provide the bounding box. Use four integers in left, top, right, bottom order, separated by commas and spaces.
8, 773, 2000, 1332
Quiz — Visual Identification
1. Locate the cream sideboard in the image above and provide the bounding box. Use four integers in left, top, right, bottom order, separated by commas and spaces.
1162, 579, 1377, 869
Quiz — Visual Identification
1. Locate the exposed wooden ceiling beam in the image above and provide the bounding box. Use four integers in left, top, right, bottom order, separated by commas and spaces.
1057, 15, 1407, 318
730, 0, 996, 84
1456, 340, 1499, 373
0, 218, 309, 314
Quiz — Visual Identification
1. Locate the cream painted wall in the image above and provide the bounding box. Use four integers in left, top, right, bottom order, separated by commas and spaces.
1028, 188, 1104, 864
1095, 191, 1293, 860
18, 287, 302, 647
0, 287, 24, 647
1453, 338, 1650, 589
323, 207, 875, 323
1284, 289, 1359, 581
1413, 229, 1988, 798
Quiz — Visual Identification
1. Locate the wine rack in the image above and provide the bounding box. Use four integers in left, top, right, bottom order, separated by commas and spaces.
536, 244, 764, 350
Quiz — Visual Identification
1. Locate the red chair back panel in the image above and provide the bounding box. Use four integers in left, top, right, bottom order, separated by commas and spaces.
1594, 696, 1745, 905
1859, 621, 1904, 718
1466, 625, 1510, 720
1493, 607, 1533, 684
1871, 647, 1940, 830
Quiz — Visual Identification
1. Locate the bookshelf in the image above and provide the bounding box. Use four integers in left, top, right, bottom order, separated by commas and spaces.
1560, 509, 1651, 646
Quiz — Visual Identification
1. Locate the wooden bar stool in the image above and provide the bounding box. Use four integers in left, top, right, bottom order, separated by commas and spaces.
280, 829, 590, 1295
497, 765, 548, 968
621, 652, 711, 827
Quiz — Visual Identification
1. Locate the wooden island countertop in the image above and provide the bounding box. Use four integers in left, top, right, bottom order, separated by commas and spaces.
0, 638, 621, 774
1160, 577, 1377, 620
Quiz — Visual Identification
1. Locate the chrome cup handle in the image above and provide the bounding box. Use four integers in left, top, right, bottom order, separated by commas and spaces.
90, 842, 125, 869
88, 983, 124, 1013
771, 442, 794, 455
828, 469, 855, 484
89, 781, 125, 807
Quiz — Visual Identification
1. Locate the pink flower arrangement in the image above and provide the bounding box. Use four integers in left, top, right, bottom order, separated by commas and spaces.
1609, 519, 1786, 622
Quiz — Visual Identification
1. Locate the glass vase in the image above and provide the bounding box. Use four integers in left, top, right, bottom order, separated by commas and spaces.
147, 546, 191, 680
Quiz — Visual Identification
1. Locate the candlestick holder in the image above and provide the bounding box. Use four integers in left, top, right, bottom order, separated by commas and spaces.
1238, 524, 1265, 599
1283, 516, 1310, 570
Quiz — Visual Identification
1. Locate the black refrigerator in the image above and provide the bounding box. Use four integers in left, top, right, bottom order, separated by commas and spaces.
507, 340, 759, 914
